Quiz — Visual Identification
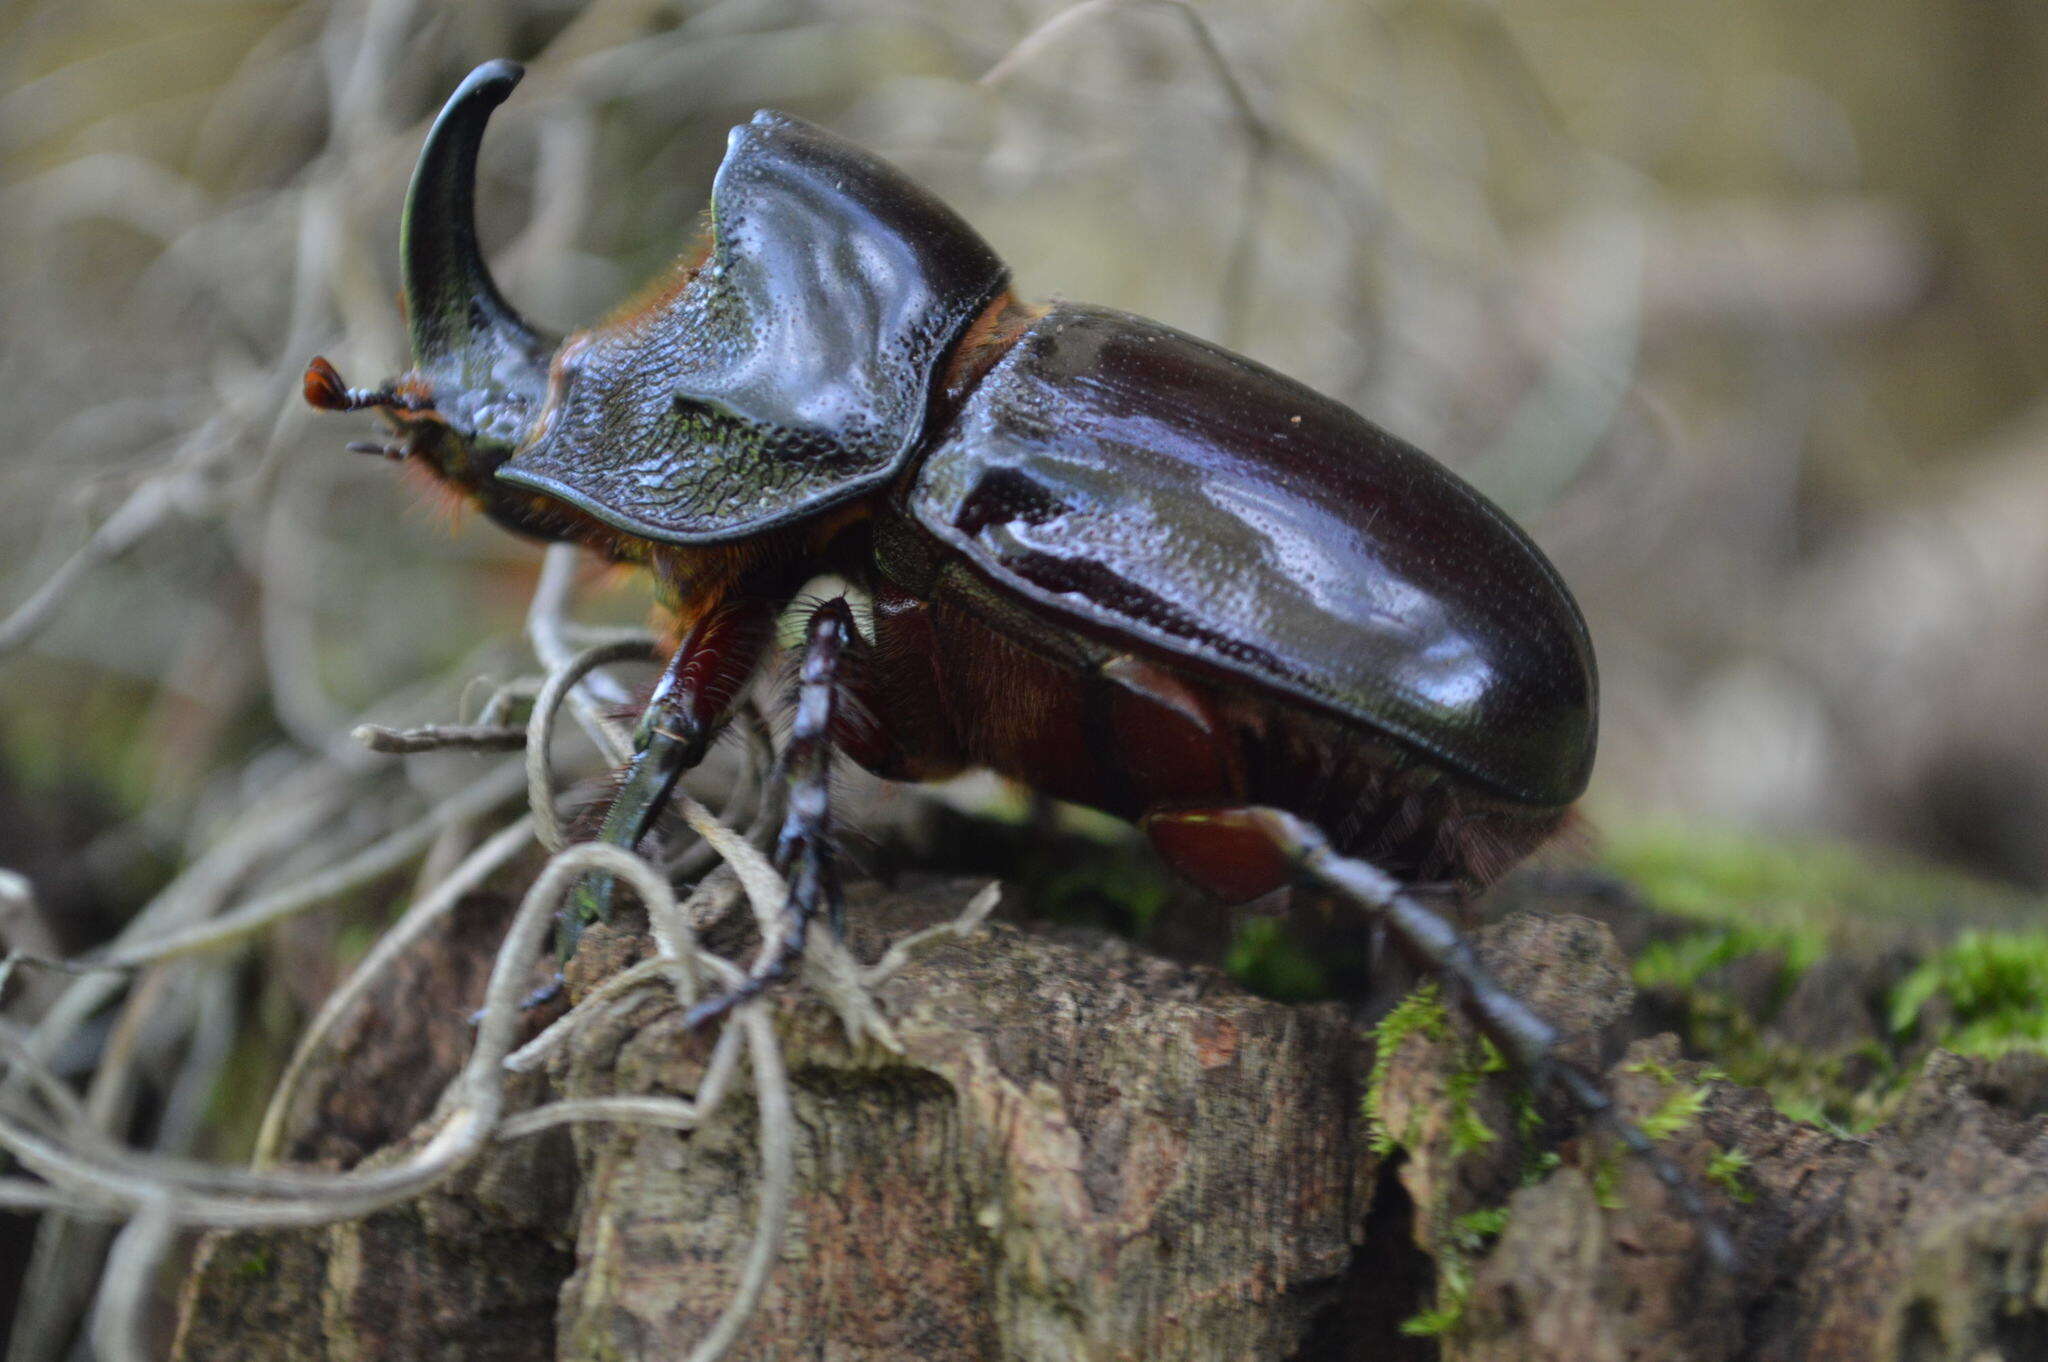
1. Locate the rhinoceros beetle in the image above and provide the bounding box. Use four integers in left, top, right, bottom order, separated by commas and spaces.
306, 61, 1728, 1258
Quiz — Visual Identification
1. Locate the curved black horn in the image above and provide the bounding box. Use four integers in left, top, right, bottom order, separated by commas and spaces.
400, 60, 543, 374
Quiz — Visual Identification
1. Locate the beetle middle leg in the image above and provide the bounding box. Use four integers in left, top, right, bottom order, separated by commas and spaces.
1145, 803, 1736, 1268
680, 597, 857, 1030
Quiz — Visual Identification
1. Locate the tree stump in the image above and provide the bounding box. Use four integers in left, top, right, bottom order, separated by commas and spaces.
171, 873, 2048, 1360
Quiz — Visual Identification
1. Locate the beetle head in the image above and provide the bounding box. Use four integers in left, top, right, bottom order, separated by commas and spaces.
303, 61, 553, 508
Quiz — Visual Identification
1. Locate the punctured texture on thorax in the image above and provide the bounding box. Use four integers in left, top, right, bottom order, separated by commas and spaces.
498, 110, 1008, 544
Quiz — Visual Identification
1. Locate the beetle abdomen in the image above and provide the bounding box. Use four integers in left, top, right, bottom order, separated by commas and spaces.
498, 111, 1008, 544
907, 304, 1597, 808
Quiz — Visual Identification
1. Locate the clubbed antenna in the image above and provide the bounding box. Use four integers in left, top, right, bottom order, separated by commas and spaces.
300, 357, 423, 415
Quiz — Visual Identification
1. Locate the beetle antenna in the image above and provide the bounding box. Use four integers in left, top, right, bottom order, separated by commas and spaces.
302, 356, 424, 415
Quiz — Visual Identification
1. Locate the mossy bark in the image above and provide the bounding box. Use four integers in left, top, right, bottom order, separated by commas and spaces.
172, 873, 2048, 1360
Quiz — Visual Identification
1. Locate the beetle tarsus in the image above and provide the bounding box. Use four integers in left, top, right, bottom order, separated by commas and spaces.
680, 851, 838, 1032
682, 600, 853, 1028
1550, 1064, 1741, 1273
468, 971, 565, 1025
679, 874, 815, 1031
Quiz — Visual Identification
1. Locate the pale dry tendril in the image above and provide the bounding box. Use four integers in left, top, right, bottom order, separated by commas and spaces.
0, 558, 996, 1362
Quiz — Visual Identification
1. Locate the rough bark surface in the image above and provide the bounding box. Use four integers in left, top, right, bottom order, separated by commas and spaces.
171, 874, 2048, 1361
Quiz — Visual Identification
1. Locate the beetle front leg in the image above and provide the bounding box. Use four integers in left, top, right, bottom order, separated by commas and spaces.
1150, 805, 1737, 1269
682, 597, 856, 1029
563, 599, 773, 958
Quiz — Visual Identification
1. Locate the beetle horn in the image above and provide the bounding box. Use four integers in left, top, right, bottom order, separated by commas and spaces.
400, 60, 546, 379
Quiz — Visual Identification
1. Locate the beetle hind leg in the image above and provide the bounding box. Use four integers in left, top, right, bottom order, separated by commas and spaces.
1151, 804, 1736, 1270
682, 598, 855, 1030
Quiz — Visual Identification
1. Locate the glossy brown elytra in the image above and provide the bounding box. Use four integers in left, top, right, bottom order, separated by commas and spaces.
305, 61, 1731, 1265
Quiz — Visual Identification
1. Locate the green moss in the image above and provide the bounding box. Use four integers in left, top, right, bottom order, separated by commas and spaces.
1639, 1083, 1711, 1141
1364, 985, 1508, 1159
1602, 824, 2042, 936
233, 1245, 276, 1279
1365, 985, 1450, 1155
1589, 1152, 1623, 1210
1399, 1291, 1467, 1337
1510, 1091, 1550, 1189
1623, 894, 1910, 1132
1889, 929, 2048, 1055
1650, 977, 1905, 1132
1399, 1301, 1466, 1338
1768, 1092, 1854, 1138
1223, 917, 1330, 1002
1706, 1147, 1755, 1203
1362, 986, 1523, 1338
1623, 1055, 1679, 1085
1443, 1040, 1505, 1159
1633, 923, 1824, 1001
1400, 1206, 1514, 1337
1619, 1060, 1714, 1143
1452, 1206, 1511, 1240
1609, 829, 2048, 1127
1023, 840, 1172, 941
1645, 927, 2048, 1129
1584, 1064, 1720, 1212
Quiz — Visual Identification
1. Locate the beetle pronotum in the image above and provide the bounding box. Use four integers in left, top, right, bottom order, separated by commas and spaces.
305, 60, 1730, 1263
